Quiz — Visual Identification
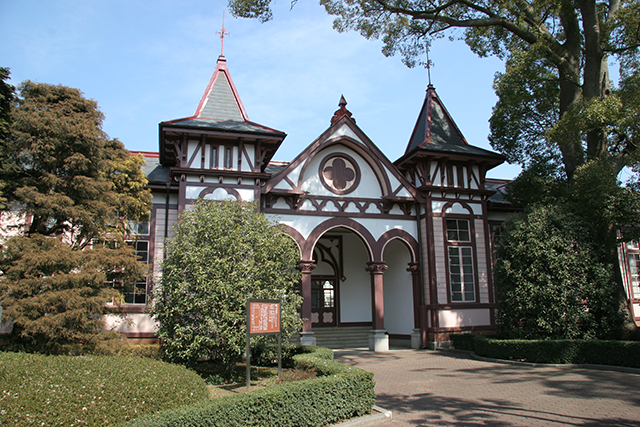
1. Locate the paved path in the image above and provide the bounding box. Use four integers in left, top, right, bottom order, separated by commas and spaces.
334, 349, 640, 426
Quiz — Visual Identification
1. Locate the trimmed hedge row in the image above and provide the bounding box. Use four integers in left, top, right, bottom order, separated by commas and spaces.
0, 352, 208, 427
126, 346, 375, 427
451, 335, 640, 368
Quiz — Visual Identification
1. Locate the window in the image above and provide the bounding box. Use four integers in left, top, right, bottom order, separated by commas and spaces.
129, 220, 149, 236
445, 218, 476, 302
125, 240, 149, 304
224, 146, 233, 169
211, 145, 218, 168
490, 223, 503, 264
629, 253, 640, 300
447, 219, 470, 242
311, 279, 335, 308
448, 247, 475, 301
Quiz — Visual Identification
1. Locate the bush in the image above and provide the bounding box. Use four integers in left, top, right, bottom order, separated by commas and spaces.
473, 336, 640, 367
450, 334, 476, 351
0, 352, 208, 426
251, 342, 303, 368
125, 347, 376, 427
494, 203, 626, 340
152, 200, 303, 367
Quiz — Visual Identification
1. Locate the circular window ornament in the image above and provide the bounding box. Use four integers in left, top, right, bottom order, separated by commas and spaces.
318, 153, 361, 195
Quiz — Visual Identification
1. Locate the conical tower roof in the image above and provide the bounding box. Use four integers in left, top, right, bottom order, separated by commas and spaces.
397, 85, 504, 166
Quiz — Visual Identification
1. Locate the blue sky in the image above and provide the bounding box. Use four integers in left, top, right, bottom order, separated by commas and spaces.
1, 0, 522, 179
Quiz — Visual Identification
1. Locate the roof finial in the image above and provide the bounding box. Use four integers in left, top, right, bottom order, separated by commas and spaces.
425, 41, 434, 87
218, 11, 229, 57
331, 95, 355, 124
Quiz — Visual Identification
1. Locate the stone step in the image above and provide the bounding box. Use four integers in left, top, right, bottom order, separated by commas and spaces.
288, 326, 371, 349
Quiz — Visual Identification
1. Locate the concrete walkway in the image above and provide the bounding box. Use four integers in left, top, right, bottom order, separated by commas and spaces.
334, 349, 640, 426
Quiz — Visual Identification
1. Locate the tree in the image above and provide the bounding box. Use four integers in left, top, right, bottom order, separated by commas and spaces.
495, 203, 626, 339
151, 199, 303, 367
0, 68, 15, 209
230, 0, 640, 179
496, 160, 640, 339
0, 81, 152, 352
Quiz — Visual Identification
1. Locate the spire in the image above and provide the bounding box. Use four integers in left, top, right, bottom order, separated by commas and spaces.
404, 85, 467, 154
193, 55, 249, 122
330, 95, 355, 125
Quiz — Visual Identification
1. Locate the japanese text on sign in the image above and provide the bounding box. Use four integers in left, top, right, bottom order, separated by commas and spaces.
249, 301, 280, 334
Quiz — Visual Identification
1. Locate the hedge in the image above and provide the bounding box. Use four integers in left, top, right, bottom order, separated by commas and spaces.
125, 346, 375, 427
453, 335, 640, 368
0, 352, 208, 426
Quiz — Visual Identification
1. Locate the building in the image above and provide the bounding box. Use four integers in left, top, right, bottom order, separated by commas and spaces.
104, 52, 521, 351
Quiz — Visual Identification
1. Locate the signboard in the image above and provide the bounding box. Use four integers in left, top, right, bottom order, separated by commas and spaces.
249, 300, 280, 335
246, 299, 282, 390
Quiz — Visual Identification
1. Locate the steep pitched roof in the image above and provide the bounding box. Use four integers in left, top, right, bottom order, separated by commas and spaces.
160, 55, 284, 137
406, 84, 466, 152
194, 55, 248, 121
158, 55, 286, 167
398, 84, 504, 166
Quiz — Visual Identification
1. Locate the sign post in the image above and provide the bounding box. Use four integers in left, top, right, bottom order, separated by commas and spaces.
246, 299, 281, 391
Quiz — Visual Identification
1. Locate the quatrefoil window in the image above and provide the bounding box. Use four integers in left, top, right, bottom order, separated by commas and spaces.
319, 153, 361, 195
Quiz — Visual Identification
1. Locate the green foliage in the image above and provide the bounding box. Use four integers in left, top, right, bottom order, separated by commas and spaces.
473, 335, 640, 368
231, 0, 640, 179
152, 199, 303, 367
450, 334, 476, 351
124, 346, 376, 427
0, 81, 152, 352
494, 202, 626, 340
0, 67, 15, 209
0, 234, 147, 352
0, 351, 208, 427
3, 81, 151, 243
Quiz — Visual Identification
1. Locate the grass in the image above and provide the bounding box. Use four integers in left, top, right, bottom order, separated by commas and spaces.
0, 352, 208, 426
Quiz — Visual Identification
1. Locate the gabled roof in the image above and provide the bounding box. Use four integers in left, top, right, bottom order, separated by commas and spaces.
265, 97, 419, 201
398, 85, 504, 167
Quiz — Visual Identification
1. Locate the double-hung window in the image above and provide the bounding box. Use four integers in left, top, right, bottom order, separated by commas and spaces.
126, 220, 150, 305
446, 219, 475, 302
628, 242, 640, 300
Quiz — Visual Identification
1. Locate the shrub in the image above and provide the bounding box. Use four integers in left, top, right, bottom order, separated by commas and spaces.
0, 352, 208, 426
152, 200, 303, 368
494, 203, 626, 340
450, 334, 475, 351
473, 336, 640, 367
125, 347, 376, 427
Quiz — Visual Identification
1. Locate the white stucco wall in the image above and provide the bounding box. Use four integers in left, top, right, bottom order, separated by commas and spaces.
339, 233, 371, 323
104, 313, 157, 334
382, 239, 414, 335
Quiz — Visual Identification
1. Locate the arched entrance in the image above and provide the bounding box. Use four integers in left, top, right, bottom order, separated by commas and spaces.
382, 238, 416, 346
310, 228, 372, 329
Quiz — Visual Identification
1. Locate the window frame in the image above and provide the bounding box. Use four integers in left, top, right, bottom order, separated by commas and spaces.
443, 216, 479, 303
